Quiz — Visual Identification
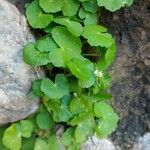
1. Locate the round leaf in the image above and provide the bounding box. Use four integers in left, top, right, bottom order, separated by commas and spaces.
49, 48, 65, 67
68, 57, 95, 88
39, 0, 63, 13
36, 112, 53, 130
26, 0, 53, 28
97, 0, 134, 12
82, 25, 114, 47
23, 43, 50, 66
61, 128, 74, 146
62, 0, 80, 16
34, 139, 48, 150
52, 26, 82, 62
35, 36, 57, 52
41, 74, 69, 99
20, 120, 33, 138
2, 124, 21, 150
54, 17, 83, 37
82, 0, 98, 13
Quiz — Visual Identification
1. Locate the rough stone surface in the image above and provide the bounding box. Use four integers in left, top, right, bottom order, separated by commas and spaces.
101, 0, 150, 149
8, 0, 31, 14
0, 0, 40, 124
133, 133, 150, 150
82, 136, 118, 150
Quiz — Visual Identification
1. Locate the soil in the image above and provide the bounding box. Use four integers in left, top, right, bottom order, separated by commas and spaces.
7, 0, 150, 149
101, 0, 150, 149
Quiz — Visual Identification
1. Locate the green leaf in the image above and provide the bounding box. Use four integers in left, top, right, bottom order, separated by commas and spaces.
84, 13, 98, 25
94, 101, 114, 118
82, 0, 98, 13
36, 112, 54, 129
39, 0, 63, 13
32, 80, 43, 97
105, 43, 116, 66
97, 0, 134, 12
94, 102, 118, 137
68, 144, 80, 150
74, 117, 95, 143
0, 127, 5, 150
96, 115, 118, 138
97, 44, 116, 70
54, 17, 83, 36
20, 120, 33, 138
82, 92, 112, 103
49, 48, 66, 67
35, 36, 57, 52
61, 128, 74, 146
68, 77, 80, 93
34, 139, 48, 150
62, 0, 80, 16
2, 124, 21, 150
48, 135, 61, 150
78, 0, 88, 1
23, 43, 50, 66
21, 136, 35, 150
44, 98, 73, 122
68, 57, 95, 88
97, 73, 112, 89
82, 25, 114, 47
70, 113, 91, 126
44, 23, 57, 34
41, 74, 69, 99
52, 26, 82, 62
26, 0, 53, 28
69, 97, 85, 115
78, 7, 88, 19
78, 8, 98, 25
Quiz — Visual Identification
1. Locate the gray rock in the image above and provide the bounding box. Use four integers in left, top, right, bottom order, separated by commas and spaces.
0, 0, 40, 124
7, 0, 31, 14
133, 133, 150, 150
82, 136, 118, 150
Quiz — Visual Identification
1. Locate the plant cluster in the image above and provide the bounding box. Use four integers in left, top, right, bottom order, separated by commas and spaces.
0, 0, 133, 150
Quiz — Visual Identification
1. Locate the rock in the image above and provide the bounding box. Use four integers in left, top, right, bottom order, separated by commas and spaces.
0, 0, 40, 124
133, 133, 150, 150
101, 0, 150, 149
82, 136, 118, 150
8, 0, 31, 14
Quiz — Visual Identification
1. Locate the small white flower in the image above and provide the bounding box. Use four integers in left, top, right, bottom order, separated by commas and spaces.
94, 70, 103, 78
98, 71, 103, 78
94, 70, 98, 75
73, 92, 78, 97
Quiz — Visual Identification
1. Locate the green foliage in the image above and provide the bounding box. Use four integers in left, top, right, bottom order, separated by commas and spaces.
36, 111, 53, 130
3, 124, 22, 150
2, 120, 33, 150
23, 43, 50, 66
97, 0, 134, 12
34, 139, 48, 150
39, 0, 63, 13
41, 74, 69, 99
68, 56, 95, 88
82, 25, 114, 47
1, 0, 134, 149
26, 0, 53, 28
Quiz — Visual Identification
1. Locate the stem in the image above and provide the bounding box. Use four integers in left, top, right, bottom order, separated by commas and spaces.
82, 54, 99, 57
